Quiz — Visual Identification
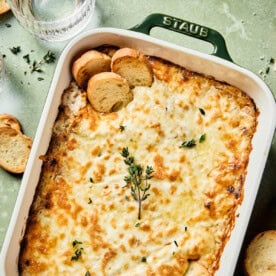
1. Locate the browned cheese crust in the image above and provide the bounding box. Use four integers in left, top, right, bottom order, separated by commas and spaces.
18, 53, 258, 276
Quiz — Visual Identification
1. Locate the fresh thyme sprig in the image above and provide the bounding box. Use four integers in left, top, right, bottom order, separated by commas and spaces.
30, 50, 56, 73
71, 240, 83, 261
121, 147, 153, 220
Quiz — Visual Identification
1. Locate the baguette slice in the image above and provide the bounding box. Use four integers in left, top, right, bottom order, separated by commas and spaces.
0, 0, 10, 15
0, 113, 22, 132
244, 230, 276, 276
87, 72, 133, 113
72, 50, 111, 88
111, 47, 153, 87
0, 127, 32, 173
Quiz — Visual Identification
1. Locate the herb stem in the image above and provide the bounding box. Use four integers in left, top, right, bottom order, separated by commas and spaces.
138, 184, 142, 220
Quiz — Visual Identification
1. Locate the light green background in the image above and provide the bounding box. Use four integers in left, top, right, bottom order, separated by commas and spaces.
0, 1, 275, 274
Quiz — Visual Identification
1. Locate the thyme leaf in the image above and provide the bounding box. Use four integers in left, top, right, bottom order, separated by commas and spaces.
10, 46, 21, 55
72, 240, 82, 247
71, 248, 83, 261
199, 108, 206, 115
23, 54, 31, 64
43, 50, 56, 63
199, 133, 206, 143
30, 61, 43, 73
180, 139, 196, 148
119, 125, 126, 132
141, 256, 147, 262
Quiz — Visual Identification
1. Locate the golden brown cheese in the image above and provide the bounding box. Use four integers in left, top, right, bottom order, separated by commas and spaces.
19, 56, 258, 276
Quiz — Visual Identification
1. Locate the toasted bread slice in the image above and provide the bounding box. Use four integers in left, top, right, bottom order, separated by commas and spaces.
0, 0, 10, 15
87, 72, 133, 113
244, 230, 276, 276
111, 47, 153, 87
0, 127, 32, 173
0, 113, 22, 132
72, 50, 111, 88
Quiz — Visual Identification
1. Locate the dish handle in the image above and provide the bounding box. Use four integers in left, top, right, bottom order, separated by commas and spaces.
130, 13, 233, 62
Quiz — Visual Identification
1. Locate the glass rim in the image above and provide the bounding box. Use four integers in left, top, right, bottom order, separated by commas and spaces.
7, 0, 95, 27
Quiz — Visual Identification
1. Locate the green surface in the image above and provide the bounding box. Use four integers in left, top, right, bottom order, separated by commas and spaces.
0, 0, 275, 274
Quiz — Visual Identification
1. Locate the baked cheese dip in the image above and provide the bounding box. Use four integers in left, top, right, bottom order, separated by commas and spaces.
19, 52, 258, 275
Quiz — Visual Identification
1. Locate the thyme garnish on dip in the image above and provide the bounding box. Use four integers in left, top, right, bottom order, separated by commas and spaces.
199, 107, 206, 115
180, 139, 196, 148
119, 125, 126, 132
121, 147, 153, 220
180, 133, 206, 148
199, 133, 206, 143
71, 240, 83, 261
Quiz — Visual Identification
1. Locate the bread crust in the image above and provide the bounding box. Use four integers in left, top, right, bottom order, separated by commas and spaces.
87, 72, 133, 113
111, 47, 153, 87
0, 113, 22, 132
111, 47, 140, 62
244, 230, 276, 276
72, 50, 111, 88
0, 0, 10, 14
0, 127, 32, 173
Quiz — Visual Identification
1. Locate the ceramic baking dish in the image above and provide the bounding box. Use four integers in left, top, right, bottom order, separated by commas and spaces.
1, 14, 275, 276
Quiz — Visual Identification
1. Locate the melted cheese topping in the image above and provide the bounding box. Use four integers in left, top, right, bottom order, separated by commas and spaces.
19, 57, 258, 276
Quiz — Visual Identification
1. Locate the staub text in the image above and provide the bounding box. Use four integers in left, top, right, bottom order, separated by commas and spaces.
162, 16, 208, 37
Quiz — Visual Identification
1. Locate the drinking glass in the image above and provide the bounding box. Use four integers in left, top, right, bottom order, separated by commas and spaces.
7, 0, 96, 41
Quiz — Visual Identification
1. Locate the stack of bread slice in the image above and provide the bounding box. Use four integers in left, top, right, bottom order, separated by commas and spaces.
0, 114, 32, 174
72, 47, 153, 113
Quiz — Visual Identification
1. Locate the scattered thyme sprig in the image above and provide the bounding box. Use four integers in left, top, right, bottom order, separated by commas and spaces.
121, 147, 153, 220
30, 50, 56, 73
71, 240, 83, 261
